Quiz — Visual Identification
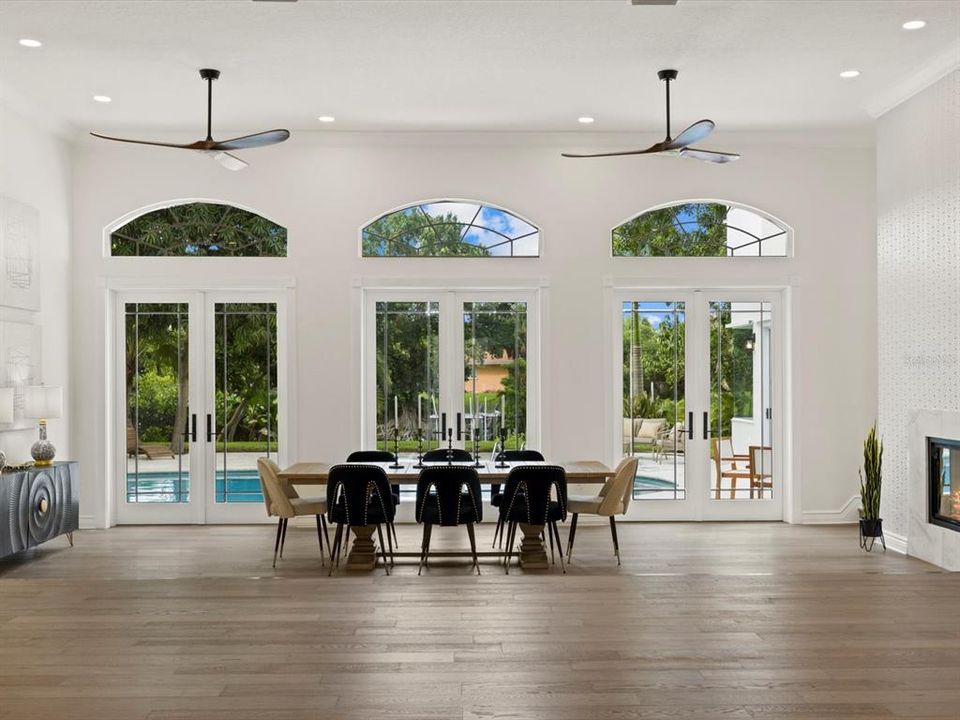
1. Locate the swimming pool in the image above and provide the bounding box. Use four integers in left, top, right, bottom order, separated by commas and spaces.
126, 469, 263, 503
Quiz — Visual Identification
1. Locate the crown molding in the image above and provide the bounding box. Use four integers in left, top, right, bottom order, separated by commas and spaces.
865, 42, 960, 119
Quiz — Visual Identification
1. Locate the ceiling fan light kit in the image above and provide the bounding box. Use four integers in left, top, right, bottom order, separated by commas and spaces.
562, 69, 739, 164
90, 68, 290, 170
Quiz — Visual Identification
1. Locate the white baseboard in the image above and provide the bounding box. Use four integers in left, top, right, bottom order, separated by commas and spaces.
884, 531, 907, 555
801, 494, 860, 524
79, 514, 99, 530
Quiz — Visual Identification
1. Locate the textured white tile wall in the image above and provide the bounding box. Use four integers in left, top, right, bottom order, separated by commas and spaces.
877, 69, 960, 540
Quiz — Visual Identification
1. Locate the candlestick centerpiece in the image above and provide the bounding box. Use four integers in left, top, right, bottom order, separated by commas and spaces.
389, 426, 404, 469
414, 427, 425, 469
495, 427, 509, 468
472, 426, 483, 468
445, 427, 454, 466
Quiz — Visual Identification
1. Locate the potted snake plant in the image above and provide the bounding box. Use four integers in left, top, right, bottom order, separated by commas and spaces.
858, 424, 884, 551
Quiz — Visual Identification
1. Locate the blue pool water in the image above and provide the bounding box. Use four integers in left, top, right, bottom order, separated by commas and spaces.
127, 469, 262, 503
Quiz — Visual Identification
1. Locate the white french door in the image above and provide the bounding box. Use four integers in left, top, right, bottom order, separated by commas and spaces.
614, 289, 783, 521
362, 289, 539, 456
115, 290, 287, 524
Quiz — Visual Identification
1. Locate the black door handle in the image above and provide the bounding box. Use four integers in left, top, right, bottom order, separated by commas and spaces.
206, 414, 213, 442
456, 412, 462, 441
702, 411, 708, 440
687, 411, 693, 440
185, 413, 196, 442
441, 412, 447, 438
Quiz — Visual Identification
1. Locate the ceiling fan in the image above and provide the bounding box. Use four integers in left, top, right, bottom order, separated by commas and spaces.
561, 69, 739, 164
90, 69, 290, 171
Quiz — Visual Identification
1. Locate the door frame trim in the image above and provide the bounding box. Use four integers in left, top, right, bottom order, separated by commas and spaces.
107, 282, 296, 526
605, 284, 791, 522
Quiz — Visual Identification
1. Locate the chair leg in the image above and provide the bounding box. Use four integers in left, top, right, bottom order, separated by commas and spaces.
279, 518, 288, 559
505, 521, 517, 575
272, 517, 284, 568
492, 515, 503, 548
418, 523, 432, 576
391, 520, 399, 549
321, 515, 331, 558
328, 523, 343, 576
566, 513, 579, 560
547, 520, 555, 565
376, 524, 390, 576
317, 515, 326, 567
609, 516, 621, 565
466, 522, 480, 575
552, 522, 566, 574
334, 524, 345, 568
386, 521, 395, 566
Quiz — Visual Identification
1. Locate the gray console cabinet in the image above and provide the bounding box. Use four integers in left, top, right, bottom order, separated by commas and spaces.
0, 461, 78, 559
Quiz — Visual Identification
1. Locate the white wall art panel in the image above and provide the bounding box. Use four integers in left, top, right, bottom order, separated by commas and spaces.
0, 319, 41, 428
0, 196, 40, 311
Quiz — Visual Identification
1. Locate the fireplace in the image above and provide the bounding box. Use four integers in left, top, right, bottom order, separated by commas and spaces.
928, 437, 960, 532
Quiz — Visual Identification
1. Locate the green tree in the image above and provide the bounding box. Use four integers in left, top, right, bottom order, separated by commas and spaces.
112, 202, 286, 256
363, 209, 490, 257
613, 203, 730, 257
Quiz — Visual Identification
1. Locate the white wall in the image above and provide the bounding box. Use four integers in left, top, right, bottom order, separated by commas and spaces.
0, 93, 72, 467
877, 69, 960, 544
70, 131, 876, 527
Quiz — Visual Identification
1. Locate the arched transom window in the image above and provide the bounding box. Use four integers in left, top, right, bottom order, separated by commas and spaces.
111, 202, 286, 257
362, 200, 540, 257
612, 202, 789, 257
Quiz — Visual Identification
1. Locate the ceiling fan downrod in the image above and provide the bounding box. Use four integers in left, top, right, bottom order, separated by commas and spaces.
199, 68, 220, 143
658, 68, 678, 141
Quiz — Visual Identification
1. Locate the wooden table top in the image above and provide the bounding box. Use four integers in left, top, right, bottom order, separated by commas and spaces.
278, 459, 612, 484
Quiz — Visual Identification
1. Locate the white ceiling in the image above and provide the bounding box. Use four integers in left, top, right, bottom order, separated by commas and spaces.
0, 0, 958, 138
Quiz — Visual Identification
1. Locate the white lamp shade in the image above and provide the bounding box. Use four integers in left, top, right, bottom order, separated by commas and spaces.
0, 387, 13, 424
24, 385, 63, 419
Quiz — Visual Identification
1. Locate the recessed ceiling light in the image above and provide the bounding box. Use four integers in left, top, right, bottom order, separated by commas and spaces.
578, 116, 595, 124
18, 38, 42, 48
839, 70, 861, 79
902, 20, 926, 30
317, 115, 335, 123
93, 95, 112, 103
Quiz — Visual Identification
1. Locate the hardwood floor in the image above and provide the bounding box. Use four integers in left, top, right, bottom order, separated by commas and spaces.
0, 521, 957, 720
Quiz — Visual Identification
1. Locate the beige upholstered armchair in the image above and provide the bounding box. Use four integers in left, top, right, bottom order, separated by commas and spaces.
258, 458, 330, 568
565, 456, 638, 565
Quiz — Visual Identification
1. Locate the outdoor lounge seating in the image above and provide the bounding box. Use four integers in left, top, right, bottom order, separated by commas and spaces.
622, 417, 666, 447
126, 419, 175, 459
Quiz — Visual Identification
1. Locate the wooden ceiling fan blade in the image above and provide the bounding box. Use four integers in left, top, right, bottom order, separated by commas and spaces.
561, 144, 664, 158
89, 132, 196, 149
679, 147, 740, 163
211, 129, 290, 150
666, 119, 715, 149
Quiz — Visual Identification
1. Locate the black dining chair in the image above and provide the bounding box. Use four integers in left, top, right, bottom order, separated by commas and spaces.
422, 448, 474, 462
491, 449, 545, 548
415, 465, 483, 575
346, 450, 401, 547
326, 464, 396, 575
498, 464, 567, 574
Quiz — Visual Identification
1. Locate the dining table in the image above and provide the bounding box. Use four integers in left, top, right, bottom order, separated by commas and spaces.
277, 459, 613, 571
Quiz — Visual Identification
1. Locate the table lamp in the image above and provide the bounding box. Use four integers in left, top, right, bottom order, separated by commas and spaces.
0, 387, 14, 470
24, 385, 63, 467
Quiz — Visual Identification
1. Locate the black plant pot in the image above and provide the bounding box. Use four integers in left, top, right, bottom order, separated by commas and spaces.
859, 518, 886, 552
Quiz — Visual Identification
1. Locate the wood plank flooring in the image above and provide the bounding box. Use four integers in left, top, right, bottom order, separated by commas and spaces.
0, 522, 957, 719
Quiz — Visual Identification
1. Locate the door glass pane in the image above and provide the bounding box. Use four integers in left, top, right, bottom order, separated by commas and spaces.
125, 303, 190, 503
214, 303, 278, 503
463, 302, 527, 454
622, 301, 686, 500
375, 301, 440, 456
708, 301, 773, 500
